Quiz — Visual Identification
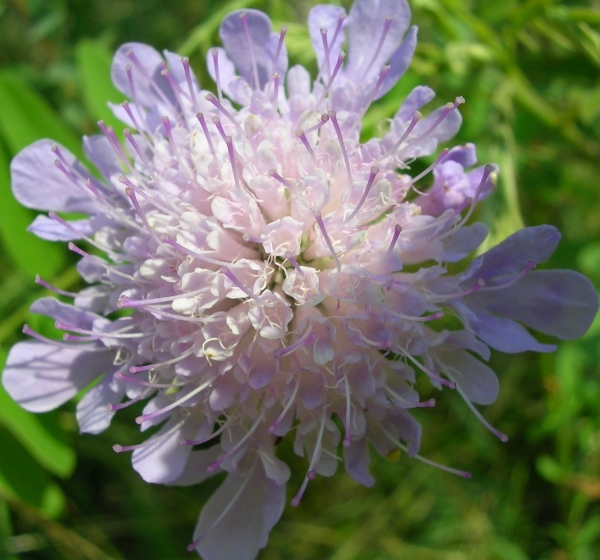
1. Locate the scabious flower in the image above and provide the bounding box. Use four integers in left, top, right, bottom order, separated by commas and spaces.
2, 0, 598, 558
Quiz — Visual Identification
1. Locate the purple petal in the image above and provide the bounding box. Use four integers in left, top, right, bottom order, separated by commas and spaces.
163, 49, 200, 90
470, 270, 599, 340
27, 215, 94, 241
442, 142, 478, 168
470, 310, 557, 353
435, 348, 499, 405
286, 65, 311, 97
343, 435, 375, 487
308, 5, 347, 74
76, 374, 124, 434
30, 297, 102, 330
465, 225, 561, 283
11, 139, 98, 214
206, 47, 251, 105
442, 223, 489, 262
193, 463, 281, 560
83, 135, 122, 180
377, 25, 418, 99
111, 42, 175, 109
219, 10, 274, 90
167, 446, 223, 487
395, 85, 435, 122
132, 417, 198, 484
390, 409, 421, 457
346, 0, 411, 83
2, 341, 113, 413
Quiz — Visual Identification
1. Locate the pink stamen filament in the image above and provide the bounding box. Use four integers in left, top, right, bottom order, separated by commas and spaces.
180, 419, 231, 446
107, 391, 150, 412
291, 408, 327, 507
129, 349, 194, 374
123, 128, 156, 180
163, 237, 232, 267
222, 267, 261, 302
285, 253, 305, 276
196, 113, 216, 158
162, 116, 186, 170
126, 50, 173, 108
117, 286, 212, 308
385, 385, 436, 409
328, 111, 353, 189
366, 17, 394, 71
122, 182, 165, 247
54, 321, 145, 340
68, 243, 137, 282
160, 67, 189, 106
296, 130, 316, 160
313, 212, 342, 273
115, 371, 187, 389
384, 225, 403, 258
272, 26, 287, 75
386, 111, 422, 156
400, 349, 456, 390
405, 148, 449, 196
358, 65, 390, 118
343, 376, 352, 448
97, 121, 128, 163
431, 278, 485, 302
305, 113, 329, 134
35, 275, 78, 297
211, 49, 223, 104
274, 332, 318, 359
182, 57, 199, 113
272, 72, 280, 108
382, 428, 471, 479
268, 377, 301, 434
135, 377, 215, 425
478, 261, 536, 292
240, 12, 260, 89
22, 324, 101, 351
268, 169, 295, 189
205, 93, 243, 133
320, 28, 331, 79
347, 166, 379, 221
121, 101, 148, 137
207, 411, 265, 472
47, 211, 111, 254
316, 51, 346, 105
113, 419, 186, 453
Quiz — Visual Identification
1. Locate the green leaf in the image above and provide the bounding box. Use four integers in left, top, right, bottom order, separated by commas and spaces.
0, 71, 82, 159
0, 139, 65, 278
0, 347, 75, 478
76, 39, 125, 132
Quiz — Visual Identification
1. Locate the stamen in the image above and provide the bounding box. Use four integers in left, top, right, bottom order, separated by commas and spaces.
182, 57, 199, 113
35, 275, 78, 297
313, 212, 341, 273
343, 376, 352, 448
385, 385, 436, 408
268, 169, 295, 189
55, 321, 146, 340
316, 51, 346, 105
22, 324, 100, 351
97, 121, 128, 163
268, 377, 301, 434
272, 72, 280, 110
358, 65, 390, 117
366, 17, 394, 71
207, 410, 265, 472
211, 49, 223, 104
404, 148, 449, 195
386, 111, 422, 156
291, 408, 327, 507
305, 113, 329, 134
222, 267, 261, 302
382, 428, 471, 479
478, 261, 536, 292
161, 67, 189, 105
196, 113, 216, 158
430, 278, 485, 301
162, 237, 232, 267
126, 50, 173, 108
240, 12, 260, 89
123, 128, 156, 180
107, 391, 149, 412
113, 419, 186, 453
274, 332, 318, 359
399, 349, 456, 389
122, 180, 165, 247
117, 286, 212, 308
125, 64, 141, 112
346, 166, 379, 221
114, 371, 187, 389
205, 93, 243, 133
180, 419, 231, 446
385, 225, 402, 258
68, 243, 137, 282
296, 130, 316, 160
271, 26, 287, 75
285, 253, 305, 276
161, 116, 185, 169
48, 211, 112, 254
129, 349, 194, 374
135, 377, 214, 424
320, 28, 331, 79
328, 111, 353, 189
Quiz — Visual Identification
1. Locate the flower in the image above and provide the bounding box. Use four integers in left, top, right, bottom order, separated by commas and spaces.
2, 0, 598, 558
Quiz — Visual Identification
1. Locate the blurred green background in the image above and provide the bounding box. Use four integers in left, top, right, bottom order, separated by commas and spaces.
0, 0, 599, 558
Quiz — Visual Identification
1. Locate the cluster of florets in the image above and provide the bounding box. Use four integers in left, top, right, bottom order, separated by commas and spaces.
3, 1, 597, 558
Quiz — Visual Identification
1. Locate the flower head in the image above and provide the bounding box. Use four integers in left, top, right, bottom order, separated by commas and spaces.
2, 0, 598, 558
